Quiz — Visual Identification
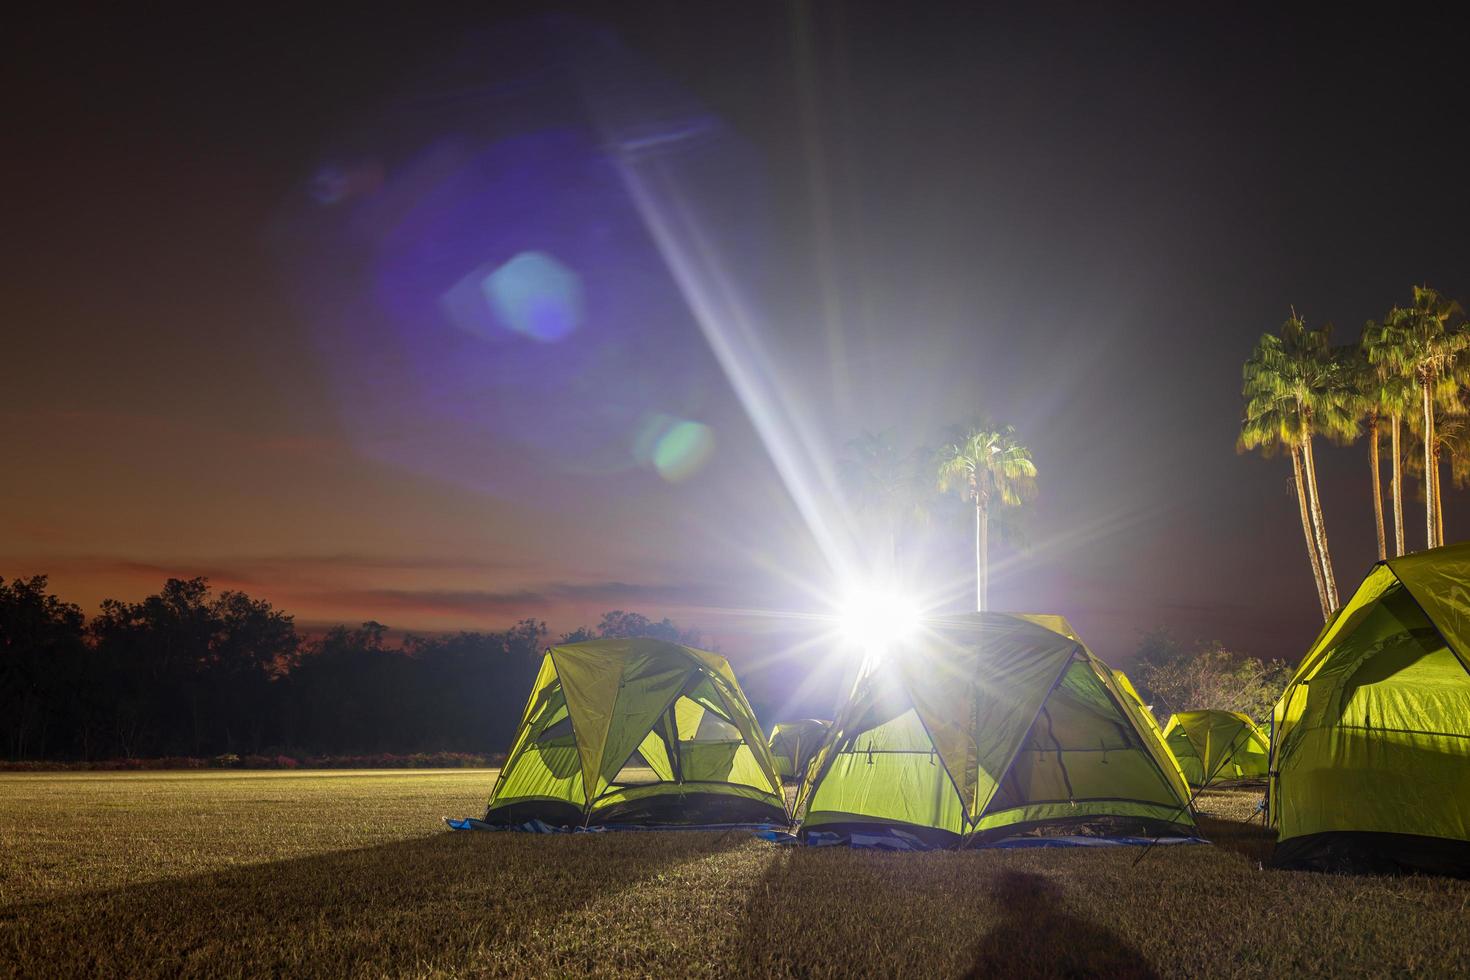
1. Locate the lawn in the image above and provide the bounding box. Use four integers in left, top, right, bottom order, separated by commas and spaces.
2, 772, 1467, 978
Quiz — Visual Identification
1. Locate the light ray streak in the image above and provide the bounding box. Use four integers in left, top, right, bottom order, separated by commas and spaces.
790, 0, 851, 411
611, 145, 859, 586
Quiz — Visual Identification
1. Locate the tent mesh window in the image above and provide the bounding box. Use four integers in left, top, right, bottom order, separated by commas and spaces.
527, 708, 581, 780
610, 750, 662, 786
693, 710, 742, 742
982, 657, 1186, 836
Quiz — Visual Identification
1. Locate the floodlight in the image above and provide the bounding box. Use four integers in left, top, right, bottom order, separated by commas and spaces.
838, 588, 921, 649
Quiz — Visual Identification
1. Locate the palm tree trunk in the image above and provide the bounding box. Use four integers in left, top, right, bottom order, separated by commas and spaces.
974, 497, 988, 612
1391, 413, 1405, 556
1369, 414, 1386, 561
884, 511, 898, 585
1423, 379, 1437, 551
1435, 447, 1445, 547
1301, 435, 1339, 610
1293, 446, 1330, 620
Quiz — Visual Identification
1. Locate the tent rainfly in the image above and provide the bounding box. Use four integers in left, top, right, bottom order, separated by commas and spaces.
1271, 542, 1470, 875
484, 638, 787, 827
768, 719, 832, 781
794, 613, 1196, 846
1111, 668, 1189, 785
1163, 711, 1270, 788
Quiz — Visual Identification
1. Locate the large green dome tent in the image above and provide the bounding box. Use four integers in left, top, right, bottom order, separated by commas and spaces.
484, 638, 787, 827
768, 719, 831, 781
1270, 542, 1470, 875
794, 613, 1196, 847
1163, 711, 1270, 788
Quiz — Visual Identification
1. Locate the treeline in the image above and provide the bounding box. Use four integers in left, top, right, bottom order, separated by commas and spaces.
0, 574, 695, 762
3, 571, 1284, 761
1130, 628, 1290, 725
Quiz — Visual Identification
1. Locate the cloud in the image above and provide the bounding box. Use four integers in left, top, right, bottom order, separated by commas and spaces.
297, 580, 719, 618
0, 552, 796, 641
1, 553, 545, 585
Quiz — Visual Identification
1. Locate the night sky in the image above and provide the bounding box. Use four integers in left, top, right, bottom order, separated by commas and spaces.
7, 5, 1470, 700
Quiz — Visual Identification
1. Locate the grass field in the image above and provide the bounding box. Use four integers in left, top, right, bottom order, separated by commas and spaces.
2, 771, 1468, 978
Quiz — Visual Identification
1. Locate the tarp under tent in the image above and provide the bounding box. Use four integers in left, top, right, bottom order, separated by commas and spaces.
1270, 542, 1470, 875
483, 638, 787, 827
768, 719, 832, 781
1163, 711, 1270, 787
794, 613, 1197, 847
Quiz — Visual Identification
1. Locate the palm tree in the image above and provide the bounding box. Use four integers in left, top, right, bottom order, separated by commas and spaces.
839, 430, 902, 574
1343, 347, 1388, 561
1362, 319, 1417, 556
1240, 314, 1356, 615
838, 431, 929, 579
934, 423, 1036, 612
1372, 287, 1468, 549
1403, 411, 1470, 547
1239, 399, 1330, 620
1433, 415, 1470, 502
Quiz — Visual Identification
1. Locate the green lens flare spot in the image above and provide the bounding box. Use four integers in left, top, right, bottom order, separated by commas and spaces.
652, 421, 715, 482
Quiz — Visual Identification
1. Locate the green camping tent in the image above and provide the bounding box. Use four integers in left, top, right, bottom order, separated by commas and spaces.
1111, 668, 1194, 793
1270, 542, 1470, 874
1162, 710, 1270, 788
484, 638, 787, 827
794, 613, 1196, 846
768, 719, 832, 781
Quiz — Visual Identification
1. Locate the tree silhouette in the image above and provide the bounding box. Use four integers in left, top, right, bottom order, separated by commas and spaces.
0, 573, 702, 763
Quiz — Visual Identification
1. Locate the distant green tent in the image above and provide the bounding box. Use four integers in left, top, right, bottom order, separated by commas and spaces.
1271, 542, 1470, 875
768, 719, 831, 780
1162, 710, 1269, 787
484, 638, 787, 827
795, 613, 1196, 846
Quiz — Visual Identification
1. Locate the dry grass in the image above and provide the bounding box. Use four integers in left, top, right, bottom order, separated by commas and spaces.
2, 774, 1468, 978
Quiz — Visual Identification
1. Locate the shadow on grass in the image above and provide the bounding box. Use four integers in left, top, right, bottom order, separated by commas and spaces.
1196, 812, 1276, 866
965, 870, 1158, 979
736, 847, 1163, 978
0, 829, 747, 977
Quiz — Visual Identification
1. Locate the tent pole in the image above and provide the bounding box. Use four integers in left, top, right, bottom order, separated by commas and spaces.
665, 705, 683, 785
1131, 735, 1244, 867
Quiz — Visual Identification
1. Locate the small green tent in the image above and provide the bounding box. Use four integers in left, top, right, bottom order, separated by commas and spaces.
1162, 710, 1269, 787
768, 719, 831, 780
795, 613, 1196, 846
484, 638, 787, 827
1271, 542, 1470, 874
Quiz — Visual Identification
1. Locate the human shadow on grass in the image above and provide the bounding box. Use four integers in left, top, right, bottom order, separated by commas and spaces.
965, 870, 1159, 980
737, 848, 1162, 978
0, 828, 748, 978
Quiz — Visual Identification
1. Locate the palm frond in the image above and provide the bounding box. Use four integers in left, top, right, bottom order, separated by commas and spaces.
933, 421, 1036, 508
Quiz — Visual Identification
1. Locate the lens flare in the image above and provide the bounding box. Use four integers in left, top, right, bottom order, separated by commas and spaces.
838, 588, 921, 650
482, 250, 583, 342
632, 413, 716, 482
653, 420, 715, 481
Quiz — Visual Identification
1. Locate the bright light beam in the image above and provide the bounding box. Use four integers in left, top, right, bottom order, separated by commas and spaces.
608, 131, 859, 586
838, 587, 921, 651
